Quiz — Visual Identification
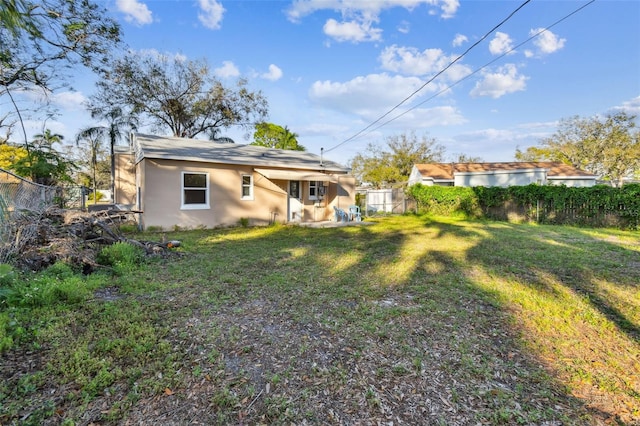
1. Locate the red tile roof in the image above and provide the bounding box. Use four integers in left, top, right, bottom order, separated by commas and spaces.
415, 162, 596, 180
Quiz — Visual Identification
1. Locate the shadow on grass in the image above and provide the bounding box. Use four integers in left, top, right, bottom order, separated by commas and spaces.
165, 217, 626, 423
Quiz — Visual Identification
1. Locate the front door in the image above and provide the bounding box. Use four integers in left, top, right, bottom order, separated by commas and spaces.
288, 180, 302, 222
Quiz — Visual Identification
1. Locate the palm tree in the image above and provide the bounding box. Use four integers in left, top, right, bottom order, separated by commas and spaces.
32, 129, 64, 150
281, 126, 305, 151
76, 127, 105, 203
86, 107, 137, 202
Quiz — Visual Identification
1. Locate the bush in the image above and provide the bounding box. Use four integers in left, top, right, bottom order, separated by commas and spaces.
407, 183, 640, 229
87, 191, 104, 202
97, 242, 145, 274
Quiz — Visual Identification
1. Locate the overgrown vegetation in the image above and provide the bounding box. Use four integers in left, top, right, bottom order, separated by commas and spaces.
408, 183, 640, 229
0, 216, 638, 424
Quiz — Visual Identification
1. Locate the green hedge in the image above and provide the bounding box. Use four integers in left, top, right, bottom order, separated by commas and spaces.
406, 183, 640, 229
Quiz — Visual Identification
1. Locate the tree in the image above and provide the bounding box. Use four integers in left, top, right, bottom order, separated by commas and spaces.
90, 53, 269, 139
515, 112, 640, 186
12, 129, 76, 185
454, 154, 484, 163
350, 132, 445, 188
82, 107, 137, 199
76, 126, 109, 202
251, 123, 306, 151
0, 143, 28, 171
0, 0, 122, 144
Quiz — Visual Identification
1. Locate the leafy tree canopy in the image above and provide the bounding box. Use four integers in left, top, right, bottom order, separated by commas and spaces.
12, 129, 76, 185
515, 112, 640, 187
0, 143, 28, 171
350, 131, 446, 188
251, 123, 305, 151
90, 53, 269, 139
1, 0, 122, 142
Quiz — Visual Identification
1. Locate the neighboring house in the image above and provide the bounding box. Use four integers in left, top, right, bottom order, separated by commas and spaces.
408, 162, 597, 188
114, 133, 355, 230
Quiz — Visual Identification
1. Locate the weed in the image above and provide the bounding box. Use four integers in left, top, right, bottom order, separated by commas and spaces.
211, 387, 238, 409
97, 242, 145, 268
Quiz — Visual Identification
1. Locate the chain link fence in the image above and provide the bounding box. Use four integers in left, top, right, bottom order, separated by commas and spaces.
0, 168, 88, 262
359, 188, 415, 216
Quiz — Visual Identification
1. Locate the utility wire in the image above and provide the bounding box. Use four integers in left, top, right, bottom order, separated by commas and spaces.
324, 0, 532, 154
363, 0, 596, 136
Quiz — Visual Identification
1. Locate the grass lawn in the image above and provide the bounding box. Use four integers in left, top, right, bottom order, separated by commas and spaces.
0, 215, 638, 425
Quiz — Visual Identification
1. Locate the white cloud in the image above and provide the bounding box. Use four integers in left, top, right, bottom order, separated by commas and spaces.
611, 96, 640, 116
261, 64, 283, 81
323, 18, 382, 43
528, 28, 566, 56
489, 32, 514, 55
378, 45, 472, 82
470, 64, 528, 99
52, 91, 87, 111
287, 1, 460, 43
398, 20, 410, 34
198, 0, 225, 30
452, 33, 467, 47
214, 61, 240, 78
309, 73, 432, 118
116, 0, 152, 25
287, 0, 460, 22
389, 105, 466, 128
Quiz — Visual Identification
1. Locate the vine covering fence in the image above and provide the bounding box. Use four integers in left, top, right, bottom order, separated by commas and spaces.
406, 183, 640, 229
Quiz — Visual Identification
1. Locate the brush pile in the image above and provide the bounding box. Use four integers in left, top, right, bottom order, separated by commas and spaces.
0, 207, 176, 272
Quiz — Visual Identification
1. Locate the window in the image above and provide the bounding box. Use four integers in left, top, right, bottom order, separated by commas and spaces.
289, 181, 300, 199
309, 181, 319, 200
181, 172, 209, 209
309, 181, 326, 200
241, 174, 253, 200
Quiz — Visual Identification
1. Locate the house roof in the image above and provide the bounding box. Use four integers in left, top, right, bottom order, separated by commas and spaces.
414, 162, 596, 180
131, 133, 350, 174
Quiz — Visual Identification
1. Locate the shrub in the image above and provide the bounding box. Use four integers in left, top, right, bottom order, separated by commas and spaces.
97, 242, 145, 275
407, 183, 640, 229
87, 191, 104, 202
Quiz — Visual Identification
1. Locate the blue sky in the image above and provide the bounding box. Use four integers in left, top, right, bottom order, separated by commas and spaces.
14, 0, 640, 164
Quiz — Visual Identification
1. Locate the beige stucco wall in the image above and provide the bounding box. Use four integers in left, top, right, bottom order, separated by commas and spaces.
126, 158, 356, 230
114, 152, 137, 205
138, 159, 283, 229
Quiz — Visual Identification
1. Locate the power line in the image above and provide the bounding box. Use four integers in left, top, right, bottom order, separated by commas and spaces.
324, 0, 532, 154
364, 0, 596, 136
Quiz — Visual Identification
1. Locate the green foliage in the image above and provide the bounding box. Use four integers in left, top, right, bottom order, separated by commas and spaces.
87, 191, 104, 202
408, 183, 640, 229
251, 122, 305, 150
91, 53, 268, 139
5, 263, 97, 307
516, 112, 640, 187
350, 132, 445, 188
11, 130, 77, 185
96, 242, 145, 273
406, 184, 481, 218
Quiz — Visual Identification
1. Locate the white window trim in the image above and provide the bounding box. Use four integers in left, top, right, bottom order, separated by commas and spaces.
241, 174, 254, 200
181, 171, 210, 210
308, 181, 319, 201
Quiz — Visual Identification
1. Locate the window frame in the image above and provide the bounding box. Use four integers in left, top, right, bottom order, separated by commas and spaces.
241, 174, 254, 200
308, 180, 319, 201
181, 171, 210, 210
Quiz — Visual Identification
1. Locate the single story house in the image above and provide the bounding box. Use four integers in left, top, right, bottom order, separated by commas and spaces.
408, 162, 597, 188
114, 133, 356, 230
